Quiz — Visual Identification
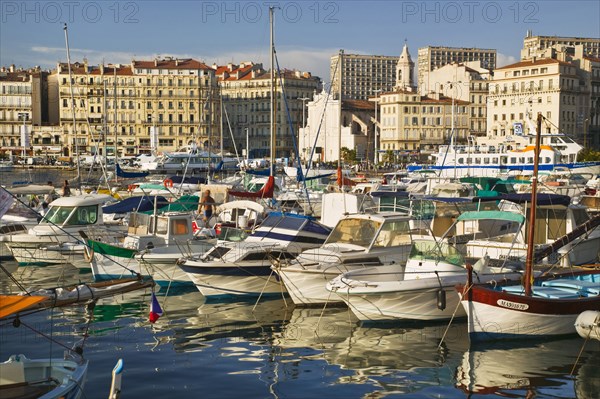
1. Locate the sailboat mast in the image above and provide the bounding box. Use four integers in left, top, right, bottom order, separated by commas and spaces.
103, 79, 108, 169
63, 23, 81, 191
114, 67, 118, 182
524, 112, 543, 296
337, 49, 343, 189
269, 6, 276, 176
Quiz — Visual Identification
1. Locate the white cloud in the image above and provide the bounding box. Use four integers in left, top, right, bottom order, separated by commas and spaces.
497, 52, 518, 67
30, 45, 342, 82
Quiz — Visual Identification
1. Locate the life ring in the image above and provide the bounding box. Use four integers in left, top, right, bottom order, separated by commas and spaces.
128, 184, 136, 192
164, 179, 174, 188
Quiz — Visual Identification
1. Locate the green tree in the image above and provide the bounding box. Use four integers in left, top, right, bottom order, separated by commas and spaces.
340, 147, 357, 163
578, 148, 600, 162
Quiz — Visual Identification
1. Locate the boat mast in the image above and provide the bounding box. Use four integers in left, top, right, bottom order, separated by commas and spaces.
337, 49, 343, 189
103, 79, 108, 169
114, 67, 118, 182
524, 112, 543, 296
269, 6, 276, 177
63, 23, 81, 191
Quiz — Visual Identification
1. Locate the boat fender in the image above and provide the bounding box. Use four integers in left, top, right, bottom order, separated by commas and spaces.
128, 184, 135, 192
164, 178, 174, 188
437, 289, 446, 311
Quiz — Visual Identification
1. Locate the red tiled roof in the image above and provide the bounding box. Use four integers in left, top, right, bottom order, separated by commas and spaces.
0, 72, 31, 82
133, 59, 211, 70
89, 66, 133, 76
343, 99, 374, 111
496, 58, 570, 70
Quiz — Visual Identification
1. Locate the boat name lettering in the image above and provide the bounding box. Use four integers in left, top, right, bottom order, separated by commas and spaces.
497, 299, 528, 310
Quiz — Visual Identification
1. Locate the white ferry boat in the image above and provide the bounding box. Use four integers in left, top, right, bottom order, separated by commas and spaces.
411, 132, 600, 178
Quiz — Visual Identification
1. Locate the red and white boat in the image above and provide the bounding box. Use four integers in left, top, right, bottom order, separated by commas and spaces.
456, 113, 600, 342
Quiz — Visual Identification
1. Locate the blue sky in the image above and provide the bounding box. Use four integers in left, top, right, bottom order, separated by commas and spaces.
1, 1, 599, 83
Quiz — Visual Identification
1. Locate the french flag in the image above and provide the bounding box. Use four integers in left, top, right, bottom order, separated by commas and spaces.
149, 292, 163, 323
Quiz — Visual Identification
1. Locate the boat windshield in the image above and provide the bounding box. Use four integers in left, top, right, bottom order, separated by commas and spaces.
326, 218, 382, 247
409, 240, 464, 266
372, 220, 412, 248
42, 205, 98, 226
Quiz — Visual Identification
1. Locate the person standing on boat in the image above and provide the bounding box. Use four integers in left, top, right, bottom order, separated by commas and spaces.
62, 180, 71, 197
200, 189, 215, 222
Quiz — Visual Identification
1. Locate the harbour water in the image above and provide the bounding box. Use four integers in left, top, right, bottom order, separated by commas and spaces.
1, 169, 599, 398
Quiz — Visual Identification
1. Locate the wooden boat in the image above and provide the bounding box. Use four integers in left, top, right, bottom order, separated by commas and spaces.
456, 113, 600, 342
0, 354, 88, 399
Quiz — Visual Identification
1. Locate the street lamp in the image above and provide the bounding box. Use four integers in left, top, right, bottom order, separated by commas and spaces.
298, 97, 309, 162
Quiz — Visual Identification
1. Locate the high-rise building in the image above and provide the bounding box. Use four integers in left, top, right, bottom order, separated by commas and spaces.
521, 31, 600, 60
216, 62, 320, 158
418, 46, 496, 93
330, 53, 399, 100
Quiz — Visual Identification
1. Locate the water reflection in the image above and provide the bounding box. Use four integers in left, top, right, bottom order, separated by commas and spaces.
456, 338, 600, 398
155, 296, 293, 353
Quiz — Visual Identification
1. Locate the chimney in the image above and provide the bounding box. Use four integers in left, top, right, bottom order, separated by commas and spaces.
154, 59, 158, 67
175, 59, 179, 66
227, 63, 234, 72
10, 64, 15, 72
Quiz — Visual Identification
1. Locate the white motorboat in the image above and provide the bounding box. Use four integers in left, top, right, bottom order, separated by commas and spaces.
140, 150, 238, 174
274, 212, 417, 306
1, 194, 126, 266
327, 236, 525, 322
87, 211, 216, 286
178, 212, 331, 298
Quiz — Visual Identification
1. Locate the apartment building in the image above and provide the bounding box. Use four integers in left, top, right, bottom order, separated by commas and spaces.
330, 53, 399, 100
378, 90, 469, 155
423, 62, 491, 137
217, 62, 321, 158
486, 57, 591, 141
0, 67, 34, 152
521, 32, 600, 61
418, 46, 496, 93
54, 58, 219, 156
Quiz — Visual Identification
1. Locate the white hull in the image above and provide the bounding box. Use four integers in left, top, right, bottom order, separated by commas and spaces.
91, 253, 141, 280
7, 245, 68, 265
277, 264, 382, 306
180, 262, 286, 298
337, 284, 465, 322
461, 298, 578, 340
